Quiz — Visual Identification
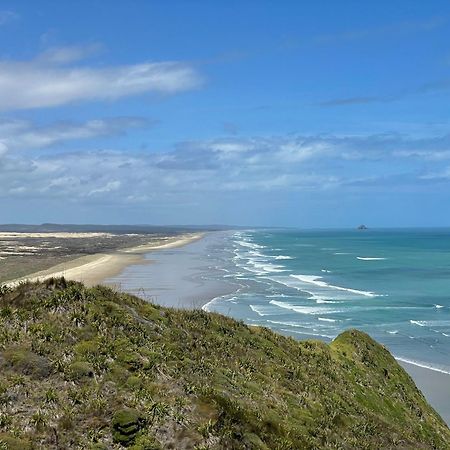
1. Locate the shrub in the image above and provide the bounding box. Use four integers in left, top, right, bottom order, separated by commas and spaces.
1, 347, 51, 379
66, 361, 95, 381
111, 408, 146, 446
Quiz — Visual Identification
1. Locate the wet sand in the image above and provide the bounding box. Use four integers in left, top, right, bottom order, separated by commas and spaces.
5, 233, 204, 288
106, 232, 237, 309
89, 232, 450, 426
400, 361, 450, 425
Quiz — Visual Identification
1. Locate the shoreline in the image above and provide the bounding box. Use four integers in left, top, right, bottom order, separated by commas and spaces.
104, 230, 450, 426
105, 231, 238, 309
3, 227, 449, 426
399, 361, 450, 425
4, 232, 204, 288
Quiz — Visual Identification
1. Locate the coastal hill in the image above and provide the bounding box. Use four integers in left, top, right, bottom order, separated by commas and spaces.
0, 280, 448, 449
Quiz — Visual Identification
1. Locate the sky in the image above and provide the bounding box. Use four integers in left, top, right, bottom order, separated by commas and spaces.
2, 1, 450, 227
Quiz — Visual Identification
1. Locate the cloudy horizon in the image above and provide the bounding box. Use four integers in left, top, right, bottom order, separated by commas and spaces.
2, 1, 450, 227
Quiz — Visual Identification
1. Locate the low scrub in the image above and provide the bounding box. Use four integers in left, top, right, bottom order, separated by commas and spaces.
0, 279, 448, 449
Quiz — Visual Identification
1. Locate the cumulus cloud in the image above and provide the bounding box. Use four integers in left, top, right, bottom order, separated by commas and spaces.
0, 47, 202, 111
0, 117, 152, 152
88, 180, 122, 196
2, 132, 449, 205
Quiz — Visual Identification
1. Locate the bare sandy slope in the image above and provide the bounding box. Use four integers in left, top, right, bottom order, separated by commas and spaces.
5, 233, 204, 288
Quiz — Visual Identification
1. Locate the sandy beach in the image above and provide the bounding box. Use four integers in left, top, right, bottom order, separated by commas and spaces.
105, 231, 450, 427
5, 232, 204, 288
106, 231, 237, 309
399, 361, 450, 425
5, 229, 448, 427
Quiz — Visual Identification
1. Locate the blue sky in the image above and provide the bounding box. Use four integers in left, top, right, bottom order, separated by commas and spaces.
2, 1, 450, 227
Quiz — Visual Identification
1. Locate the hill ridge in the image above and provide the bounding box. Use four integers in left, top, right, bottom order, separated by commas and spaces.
0, 279, 448, 449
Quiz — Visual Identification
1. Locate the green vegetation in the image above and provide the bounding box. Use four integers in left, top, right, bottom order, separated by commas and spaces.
0, 279, 448, 449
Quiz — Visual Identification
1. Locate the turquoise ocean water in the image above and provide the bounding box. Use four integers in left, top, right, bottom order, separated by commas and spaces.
203, 229, 450, 374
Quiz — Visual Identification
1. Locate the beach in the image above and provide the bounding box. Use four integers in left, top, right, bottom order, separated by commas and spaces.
4, 229, 449, 426
399, 361, 450, 425
0, 229, 194, 283
106, 232, 237, 309
105, 230, 450, 426
5, 232, 204, 288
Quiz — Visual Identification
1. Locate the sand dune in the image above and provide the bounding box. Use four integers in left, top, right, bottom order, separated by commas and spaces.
5, 233, 204, 288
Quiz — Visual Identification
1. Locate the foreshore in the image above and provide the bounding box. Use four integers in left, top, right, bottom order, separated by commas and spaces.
105, 231, 237, 309
4, 232, 204, 288
105, 232, 450, 426
4, 230, 449, 426
399, 361, 450, 425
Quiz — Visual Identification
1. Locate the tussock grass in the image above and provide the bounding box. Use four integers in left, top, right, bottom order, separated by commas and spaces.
0, 278, 448, 449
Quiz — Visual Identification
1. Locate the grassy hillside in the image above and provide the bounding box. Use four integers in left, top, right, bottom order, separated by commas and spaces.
0, 279, 448, 449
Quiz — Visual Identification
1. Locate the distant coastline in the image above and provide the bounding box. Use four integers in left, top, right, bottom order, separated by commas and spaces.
5, 232, 204, 288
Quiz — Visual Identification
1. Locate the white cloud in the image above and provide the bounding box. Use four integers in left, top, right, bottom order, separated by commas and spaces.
0, 117, 150, 152
0, 142, 7, 156
0, 49, 202, 111
393, 149, 450, 161
419, 167, 450, 180
88, 180, 121, 196
1, 133, 449, 205
37, 44, 103, 64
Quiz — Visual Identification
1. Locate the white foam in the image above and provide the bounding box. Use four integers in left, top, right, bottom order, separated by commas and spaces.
317, 317, 336, 322
245, 260, 288, 275
395, 357, 450, 376
315, 299, 340, 304
249, 304, 278, 317
290, 274, 377, 298
409, 319, 450, 327
321, 269, 332, 273
202, 296, 222, 312
435, 304, 444, 309
334, 252, 350, 255
269, 300, 342, 315
266, 293, 295, 298
236, 240, 265, 250
248, 250, 265, 257
387, 330, 399, 335
356, 256, 387, 261
410, 320, 426, 327
267, 319, 309, 327
274, 255, 293, 260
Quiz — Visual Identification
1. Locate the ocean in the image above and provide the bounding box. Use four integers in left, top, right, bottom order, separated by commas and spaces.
108, 228, 450, 375
106, 228, 450, 423
201, 229, 450, 376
